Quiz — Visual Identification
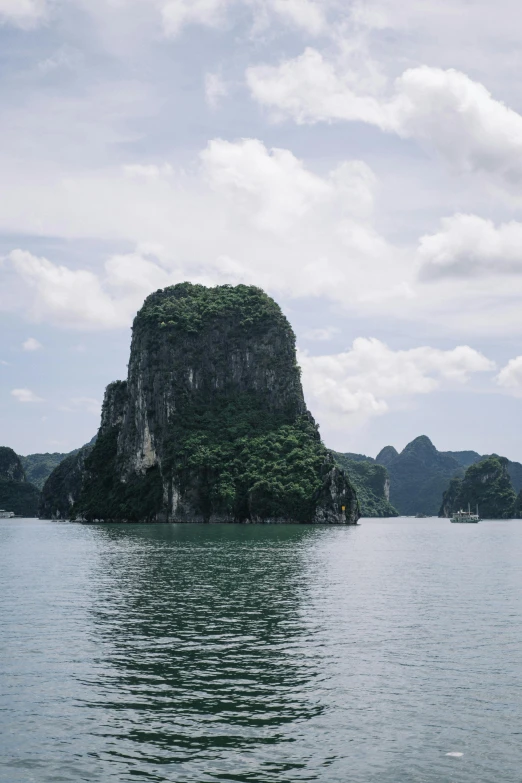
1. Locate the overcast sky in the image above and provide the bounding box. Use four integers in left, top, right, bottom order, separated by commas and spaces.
1, 0, 522, 460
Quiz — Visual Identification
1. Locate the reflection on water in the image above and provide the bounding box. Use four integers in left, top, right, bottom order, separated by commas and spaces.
86, 525, 327, 781
1, 519, 522, 782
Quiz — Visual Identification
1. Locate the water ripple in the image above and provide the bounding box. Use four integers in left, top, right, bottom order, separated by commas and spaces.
1, 519, 522, 782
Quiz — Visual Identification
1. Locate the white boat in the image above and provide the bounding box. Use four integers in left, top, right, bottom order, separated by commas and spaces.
0, 509, 15, 519
451, 505, 480, 523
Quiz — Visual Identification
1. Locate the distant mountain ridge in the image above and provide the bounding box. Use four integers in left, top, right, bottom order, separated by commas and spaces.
0, 440, 97, 518
376, 436, 462, 516
375, 446, 399, 467
20, 436, 97, 490
343, 436, 522, 517
443, 450, 482, 468
20, 452, 70, 490
6, 431, 522, 522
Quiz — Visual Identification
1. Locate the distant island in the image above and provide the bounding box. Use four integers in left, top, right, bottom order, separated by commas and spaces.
0, 447, 40, 517
334, 435, 522, 520
440, 455, 519, 520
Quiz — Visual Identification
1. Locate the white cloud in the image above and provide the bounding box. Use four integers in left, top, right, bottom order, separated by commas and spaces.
303, 326, 340, 341
247, 48, 387, 126
393, 67, 522, 182
11, 388, 44, 403
496, 356, 522, 394
22, 337, 43, 352
200, 138, 380, 240
418, 214, 522, 279
0, 138, 438, 331
201, 137, 333, 232
247, 50, 522, 184
205, 72, 228, 108
0, 0, 47, 28
160, 0, 328, 37
8, 248, 173, 330
5, 137, 522, 336
10, 249, 129, 330
349, 0, 388, 30
266, 0, 327, 35
161, 0, 229, 36
299, 338, 495, 429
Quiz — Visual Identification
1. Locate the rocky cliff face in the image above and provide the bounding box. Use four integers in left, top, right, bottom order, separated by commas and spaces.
39, 443, 94, 519
0, 447, 26, 482
48, 284, 359, 524
0, 446, 40, 516
515, 490, 522, 519
333, 452, 398, 517
440, 455, 516, 519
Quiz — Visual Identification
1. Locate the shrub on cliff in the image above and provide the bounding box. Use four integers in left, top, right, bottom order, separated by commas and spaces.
333, 454, 398, 517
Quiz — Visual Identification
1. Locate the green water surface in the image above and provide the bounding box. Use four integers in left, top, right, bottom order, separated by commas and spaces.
1, 518, 521, 782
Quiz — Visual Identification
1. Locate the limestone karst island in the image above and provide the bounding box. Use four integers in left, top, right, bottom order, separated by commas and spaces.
4, 283, 521, 524
41, 283, 360, 524
4, 283, 518, 524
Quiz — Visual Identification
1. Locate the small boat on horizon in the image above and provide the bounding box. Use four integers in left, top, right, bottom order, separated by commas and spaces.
451, 504, 480, 523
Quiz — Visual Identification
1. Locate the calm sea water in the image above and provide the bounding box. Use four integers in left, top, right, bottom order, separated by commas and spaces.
1, 518, 522, 783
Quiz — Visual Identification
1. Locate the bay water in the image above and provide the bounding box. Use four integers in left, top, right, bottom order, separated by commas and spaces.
1, 518, 521, 782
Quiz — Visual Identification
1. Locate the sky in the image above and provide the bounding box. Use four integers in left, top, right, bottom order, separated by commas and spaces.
1, 0, 522, 460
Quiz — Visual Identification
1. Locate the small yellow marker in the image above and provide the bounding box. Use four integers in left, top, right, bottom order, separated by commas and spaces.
341, 506, 345, 511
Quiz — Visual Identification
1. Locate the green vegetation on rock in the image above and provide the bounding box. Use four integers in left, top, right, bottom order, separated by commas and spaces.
0, 446, 39, 516
375, 446, 399, 469
76, 415, 346, 523
68, 428, 163, 523
0, 447, 26, 483
515, 490, 522, 519
333, 453, 398, 517
442, 450, 482, 469
45, 284, 359, 524
339, 452, 374, 464
39, 443, 94, 519
22, 437, 97, 490
372, 437, 522, 517
440, 455, 517, 519
21, 452, 69, 490
506, 461, 522, 494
